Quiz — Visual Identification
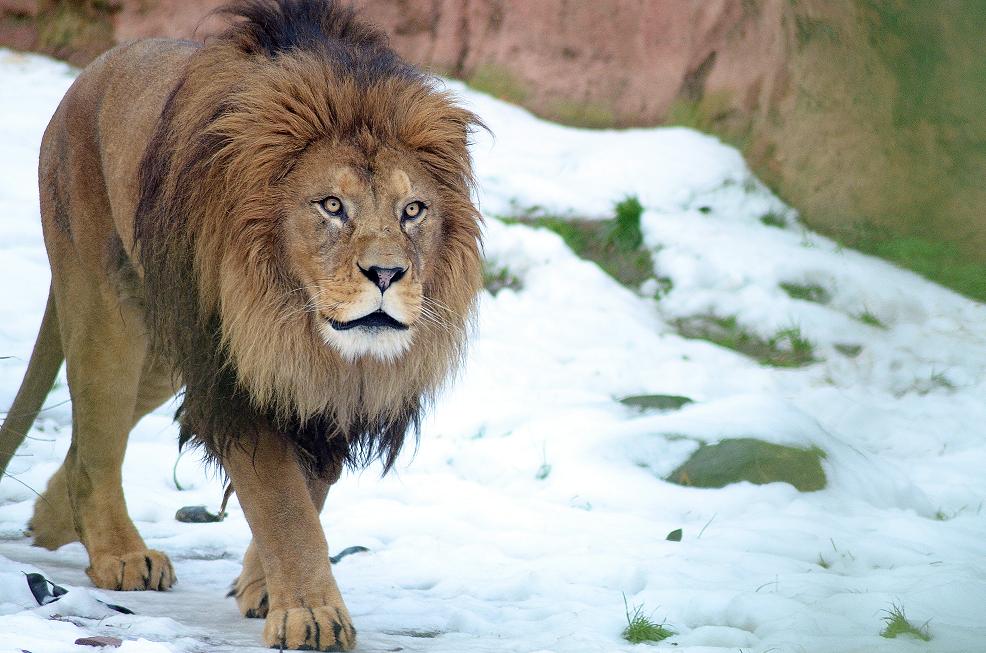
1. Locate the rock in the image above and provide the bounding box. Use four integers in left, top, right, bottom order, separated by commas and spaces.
667, 438, 826, 492
74, 636, 122, 648
174, 505, 224, 523
620, 394, 694, 412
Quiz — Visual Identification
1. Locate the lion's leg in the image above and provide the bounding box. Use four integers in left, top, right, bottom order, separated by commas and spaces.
44, 270, 175, 591
28, 465, 77, 549
30, 357, 177, 551
231, 470, 337, 618
224, 433, 354, 651
131, 356, 181, 425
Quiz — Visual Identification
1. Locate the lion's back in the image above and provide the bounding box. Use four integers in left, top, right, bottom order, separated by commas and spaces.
40, 38, 199, 257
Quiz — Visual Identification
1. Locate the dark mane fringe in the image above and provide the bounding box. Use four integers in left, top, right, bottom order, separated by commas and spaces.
216, 0, 397, 68
134, 0, 483, 476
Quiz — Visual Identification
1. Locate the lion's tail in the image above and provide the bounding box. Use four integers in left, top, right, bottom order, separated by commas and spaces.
0, 287, 63, 477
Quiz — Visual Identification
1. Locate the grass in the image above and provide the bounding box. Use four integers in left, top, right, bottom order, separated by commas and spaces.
483, 261, 522, 295
834, 343, 862, 358
665, 90, 750, 150
840, 227, 986, 304
622, 596, 675, 645
760, 212, 788, 228
547, 99, 616, 129
857, 310, 886, 328
880, 602, 931, 641
466, 64, 528, 105
611, 195, 645, 250
673, 315, 817, 368
780, 282, 831, 304
903, 370, 957, 396
652, 276, 673, 300
500, 195, 654, 288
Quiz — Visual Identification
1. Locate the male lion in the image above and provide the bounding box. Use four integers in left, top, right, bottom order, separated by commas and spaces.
0, 0, 483, 649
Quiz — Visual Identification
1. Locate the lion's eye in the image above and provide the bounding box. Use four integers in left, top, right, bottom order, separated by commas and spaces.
402, 201, 426, 221
320, 196, 345, 218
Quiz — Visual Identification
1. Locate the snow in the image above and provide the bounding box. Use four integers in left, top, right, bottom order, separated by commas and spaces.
2, 48, 986, 653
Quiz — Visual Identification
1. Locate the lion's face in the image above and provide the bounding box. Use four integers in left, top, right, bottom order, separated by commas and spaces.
281, 139, 445, 361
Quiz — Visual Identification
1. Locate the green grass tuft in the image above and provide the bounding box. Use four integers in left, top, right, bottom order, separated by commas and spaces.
674, 316, 817, 368
653, 276, 674, 299
622, 596, 675, 645
857, 310, 886, 328
760, 212, 788, 228
611, 195, 645, 251
780, 282, 831, 304
880, 602, 931, 641
775, 326, 815, 364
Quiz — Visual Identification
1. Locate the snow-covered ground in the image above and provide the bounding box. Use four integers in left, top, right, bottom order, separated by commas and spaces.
2, 48, 985, 653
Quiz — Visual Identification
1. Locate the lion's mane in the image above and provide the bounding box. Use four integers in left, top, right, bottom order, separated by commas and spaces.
133, 0, 483, 473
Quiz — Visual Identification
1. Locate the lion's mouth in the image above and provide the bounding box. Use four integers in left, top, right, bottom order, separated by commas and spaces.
328, 310, 409, 331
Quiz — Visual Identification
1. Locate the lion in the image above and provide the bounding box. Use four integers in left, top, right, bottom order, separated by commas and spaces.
0, 1, 483, 649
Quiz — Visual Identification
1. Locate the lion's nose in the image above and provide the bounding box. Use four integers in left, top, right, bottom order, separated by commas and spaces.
360, 264, 407, 292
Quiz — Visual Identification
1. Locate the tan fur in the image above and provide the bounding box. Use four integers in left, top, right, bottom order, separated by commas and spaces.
0, 2, 483, 650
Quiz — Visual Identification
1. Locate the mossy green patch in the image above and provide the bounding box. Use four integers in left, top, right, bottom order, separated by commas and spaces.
466, 64, 528, 105
665, 90, 751, 150
759, 212, 788, 228
667, 438, 827, 492
620, 394, 694, 412
483, 261, 522, 296
780, 282, 831, 304
674, 315, 817, 368
547, 100, 617, 129
841, 228, 986, 304
501, 196, 654, 288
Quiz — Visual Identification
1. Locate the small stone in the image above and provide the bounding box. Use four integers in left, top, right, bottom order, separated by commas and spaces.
74, 636, 123, 648
175, 505, 224, 523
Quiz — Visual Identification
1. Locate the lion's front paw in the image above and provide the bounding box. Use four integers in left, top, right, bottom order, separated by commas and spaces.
87, 550, 176, 591
264, 606, 356, 651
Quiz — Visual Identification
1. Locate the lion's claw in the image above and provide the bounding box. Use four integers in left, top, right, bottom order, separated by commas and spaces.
264, 606, 356, 651
87, 550, 176, 591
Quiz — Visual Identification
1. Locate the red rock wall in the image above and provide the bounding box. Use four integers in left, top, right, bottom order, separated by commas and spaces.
37, 0, 793, 129
351, 0, 792, 128
3, 1, 984, 270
